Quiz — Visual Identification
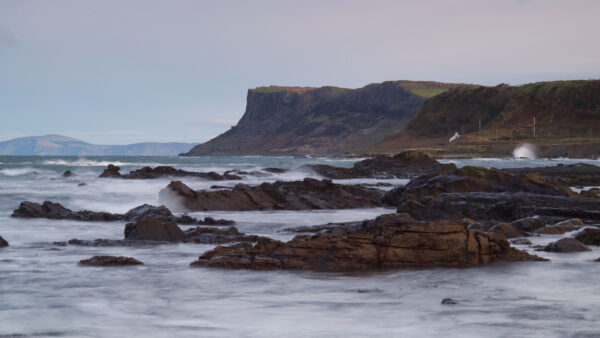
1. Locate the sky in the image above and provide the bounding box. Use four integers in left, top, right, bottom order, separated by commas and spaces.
0, 0, 599, 144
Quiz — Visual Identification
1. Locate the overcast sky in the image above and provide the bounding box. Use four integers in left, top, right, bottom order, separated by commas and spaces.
1, 0, 599, 144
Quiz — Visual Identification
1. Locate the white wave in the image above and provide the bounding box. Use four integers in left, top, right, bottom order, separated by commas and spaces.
0, 167, 40, 176
512, 143, 538, 159
42, 159, 139, 167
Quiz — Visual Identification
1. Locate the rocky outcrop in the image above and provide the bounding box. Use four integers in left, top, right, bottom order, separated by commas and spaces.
190, 213, 545, 271
11, 201, 234, 225
79, 256, 143, 266
99, 165, 241, 180
0, 236, 8, 247
159, 178, 385, 212
543, 238, 590, 252
397, 192, 600, 223
504, 163, 600, 187
307, 151, 457, 179
385, 166, 575, 206
183, 81, 467, 156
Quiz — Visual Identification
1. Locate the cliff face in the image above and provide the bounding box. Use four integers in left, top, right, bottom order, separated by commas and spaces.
184, 81, 466, 155
373, 80, 600, 150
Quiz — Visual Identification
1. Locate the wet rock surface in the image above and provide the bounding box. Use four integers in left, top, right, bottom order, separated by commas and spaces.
0, 236, 8, 247
79, 256, 143, 266
306, 151, 457, 179
191, 213, 545, 271
159, 178, 385, 212
543, 238, 591, 253
11, 201, 234, 225
99, 164, 242, 180
574, 227, 600, 246
503, 163, 600, 187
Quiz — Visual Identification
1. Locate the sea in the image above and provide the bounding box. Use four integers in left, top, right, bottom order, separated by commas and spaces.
0, 155, 599, 337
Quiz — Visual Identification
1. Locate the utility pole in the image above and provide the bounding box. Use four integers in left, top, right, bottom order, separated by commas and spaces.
533, 116, 536, 137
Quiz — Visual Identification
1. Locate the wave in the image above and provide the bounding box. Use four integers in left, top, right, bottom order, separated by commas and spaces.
42, 159, 137, 167
0, 167, 40, 176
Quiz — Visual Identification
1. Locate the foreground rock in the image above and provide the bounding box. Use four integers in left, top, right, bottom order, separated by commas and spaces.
11, 201, 234, 225
159, 178, 384, 212
99, 164, 241, 180
543, 238, 591, 253
397, 192, 600, 224
504, 163, 600, 187
385, 166, 576, 206
307, 151, 457, 179
79, 256, 143, 266
0, 236, 8, 247
191, 213, 545, 271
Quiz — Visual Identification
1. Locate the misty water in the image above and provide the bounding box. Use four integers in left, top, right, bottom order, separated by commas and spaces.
1, 156, 599, 337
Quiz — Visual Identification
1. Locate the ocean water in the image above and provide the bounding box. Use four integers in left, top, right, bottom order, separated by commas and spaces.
0, 155, 599, 337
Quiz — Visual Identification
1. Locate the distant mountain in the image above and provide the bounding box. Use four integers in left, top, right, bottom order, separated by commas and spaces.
0, 135, 197, 156
183, 80, 470, 156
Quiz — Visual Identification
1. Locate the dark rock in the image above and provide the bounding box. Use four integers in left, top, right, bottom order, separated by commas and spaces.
121, 204, 173, 221
511, 216, 545, 232
61, 170, 73, 177
79, 256, 143, 266
441, 298, 458, 305
124, 218, 186, 242
535, 219, 584, 235
159, 178, 384, 212
511, 238, 532, 245
574, 227, 600, 246
183, 226, 260, 244
543, 238, 591, 252
488, 223, 526, 238
595, 258, 600, 262
504, 163, 600, 187
99, 164, 121, 178
263, 168, 288, 174
190, 213, 546, 271
396, 192, 600, 223
78, 182, 86, 186
0, 236, 8, 247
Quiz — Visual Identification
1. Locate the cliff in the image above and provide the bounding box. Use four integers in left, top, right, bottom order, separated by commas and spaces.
372, 80, 600, 153
183, 81, 467, 156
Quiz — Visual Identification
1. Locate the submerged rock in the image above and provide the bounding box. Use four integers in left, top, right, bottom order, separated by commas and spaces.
98, 164, 241, 180
61, 170, 73, 177
441, 298, 458, 305
159, 178, 384, 212
543, 238, 590, 253
11, 201, 234, 225
0, 236, 8, 247
190, 213, 545, 271
79, 256, 143, 266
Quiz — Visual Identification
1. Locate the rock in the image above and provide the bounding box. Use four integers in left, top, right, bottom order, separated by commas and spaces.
385, 166, 576, 207
307, 151, 457, 179
595, 258, 600, 262
190, 213, 545, 271
78, 182, 86, 186
396, 192, 600, 223
61, 170, 73, 177
574, 227, 600, 246
159, 178, 384, 212
511, 216, 545, 232
504, 163, 600, 187
543, 238, 590, 252
98, 165, 242, 180
183, 226, 261, 244
99, 164, 121, 178
511, 238, 532, 245
124, 218, 186, 242
11, 201, 234, 225
488, 223, 526, 238
0, 236, 8, 247
441, 298, 458, 305
79, 256, 143, 266
535, 219, 585, 235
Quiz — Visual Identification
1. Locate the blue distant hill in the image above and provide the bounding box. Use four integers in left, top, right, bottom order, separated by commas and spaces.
0, 135, 197, 156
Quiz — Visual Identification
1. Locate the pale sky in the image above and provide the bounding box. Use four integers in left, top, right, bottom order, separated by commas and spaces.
1, 0, 599, 144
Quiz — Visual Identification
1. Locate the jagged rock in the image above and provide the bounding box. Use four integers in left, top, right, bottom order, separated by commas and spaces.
385, 166, 576, 207
307, 151, 457, 179
511, 216, 545, 232
183, 226, 261, 244
79, 256, 143, 266
574, 227, 600, 246
11, 201, 234, 225
0, 236, 8, 247
61, 170, 73, 177
98, 165, 241, 180
535, 219, 585, 235
397, 192, 600, 223
159, 178, 384, 212
99, 164, 121, 178
504, 163, 600, 187
543, 238, 590, 252
190, 213, 545, 271
124, 218, 186, 242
